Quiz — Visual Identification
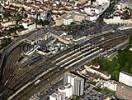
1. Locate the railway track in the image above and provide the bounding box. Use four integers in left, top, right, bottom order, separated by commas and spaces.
6, 33, 126, 87
7, 33, 128, 100
7, 32, 119, 88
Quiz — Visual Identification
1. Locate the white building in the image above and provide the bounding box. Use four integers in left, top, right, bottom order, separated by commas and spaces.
58, 83, 73, 98
64, 73, 84, 96
55, 12, 86, 26
49, 92, 66, 100
63, 15, 74, 25
104, 17, 132, 24
49, 83, 73, 100
120, 0, 132, 9
85, 0, 110, 21
38, 11, 47, 21
119, 71, 132, 87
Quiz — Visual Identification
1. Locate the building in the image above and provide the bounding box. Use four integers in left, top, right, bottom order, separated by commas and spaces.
49, 92, 66, 100
54, 12, 86, 26
84, 0, 110, 21
58, 83, 73, 98
119, 71, 132, 87
104, 14, 132, 24
120, 0, 132, 9
64, 73, 84, 96
49, 83, 73, 100
0, 4, 4, 19
63, 15, 74, 25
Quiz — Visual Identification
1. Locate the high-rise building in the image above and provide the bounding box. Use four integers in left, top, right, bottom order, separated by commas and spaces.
64, 73, 84, 96
49, 91, 66, 100
58, 83, 73, 98
49, 83, 72, 100
49, 73, 85, 100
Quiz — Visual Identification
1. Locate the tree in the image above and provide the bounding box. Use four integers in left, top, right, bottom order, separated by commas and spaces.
1, 38, 12, 49
71, 96, 80, 100
15, 12, 23, 25
35, 12, 40, 28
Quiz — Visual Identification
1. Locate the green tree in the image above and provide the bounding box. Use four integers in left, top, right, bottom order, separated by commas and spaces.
15, 12, 23, 25
35, 12, 40, 28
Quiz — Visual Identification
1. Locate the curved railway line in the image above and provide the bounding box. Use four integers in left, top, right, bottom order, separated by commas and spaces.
6, 32, 122, 89
3, 32, 128, 100
11, 33, 128, 100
